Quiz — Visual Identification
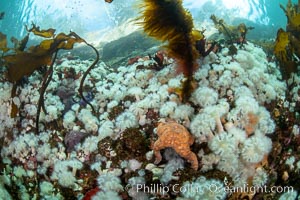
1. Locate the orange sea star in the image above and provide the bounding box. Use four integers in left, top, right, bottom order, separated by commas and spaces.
152, 121, 198, 170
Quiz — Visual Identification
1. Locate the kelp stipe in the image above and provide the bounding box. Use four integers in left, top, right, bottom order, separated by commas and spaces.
137, 0, 199, 101
78, 38, 99, 115
36, 51, 57, 134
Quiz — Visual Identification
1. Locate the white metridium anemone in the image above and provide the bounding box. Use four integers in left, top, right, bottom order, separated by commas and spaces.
98, 120, 115, 140
159, 101, 177, 117
180, 176, 226, 200
139, 93, 161, 109
173, 104, 194, 120
208, 132, 237, 156
92, 191, 121, 200
63, 110, 76, 129
127, 86, 144, 101
209, 99, 230, 117
190, 86, 218, 107
80, 136, 99, 153
218, 70, 232, 88
51, 159, 83, 188
256, 107, 275, 134
78, 108, 99, 132
233, 86, 254, 100
234, 96, 259, 115
217, 156, 239, 176
129, 102, 146, 116
168, 77, 182, 88
252, 167, 268, 187
200, 153, 220, 172
115, 111, 138, 131
227, 127, 247, 144
190, 112, 216, 139
241, 133, 272, 163
279, 190, 298, 200
97, 173, 123, 192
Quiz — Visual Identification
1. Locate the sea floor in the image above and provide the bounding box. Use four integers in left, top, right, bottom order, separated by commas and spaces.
0, 42, 299, 200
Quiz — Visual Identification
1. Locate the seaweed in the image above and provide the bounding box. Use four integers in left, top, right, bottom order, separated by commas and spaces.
0, 24, 99, 134
25, 23, 56, 38
11, 34, 29, 51
0, 32, 9, 52
280, 0, 300, 33
274, 0, 300, 80
210, 14, 254, 52
210, 14, 238, 44
137, 0, 200, 102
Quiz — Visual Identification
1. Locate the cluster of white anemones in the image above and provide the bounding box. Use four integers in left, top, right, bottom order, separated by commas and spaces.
0, 42, 291, 199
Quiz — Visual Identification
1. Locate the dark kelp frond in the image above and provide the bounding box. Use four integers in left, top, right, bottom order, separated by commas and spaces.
138, 0, 199, 101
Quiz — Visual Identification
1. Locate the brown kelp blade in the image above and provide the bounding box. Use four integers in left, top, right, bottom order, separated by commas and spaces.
26, 23, 56, 38
4, 53, 52, 82
3, 30, 85, 83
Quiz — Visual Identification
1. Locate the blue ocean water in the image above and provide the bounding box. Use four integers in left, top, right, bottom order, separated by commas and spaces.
0, 0, 297, 41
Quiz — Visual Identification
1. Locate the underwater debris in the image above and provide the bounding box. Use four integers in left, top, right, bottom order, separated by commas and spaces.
138, 0, 200, 102
0, 23, 99, 134
274, 0, 300, 80
105, 0, 113, 3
